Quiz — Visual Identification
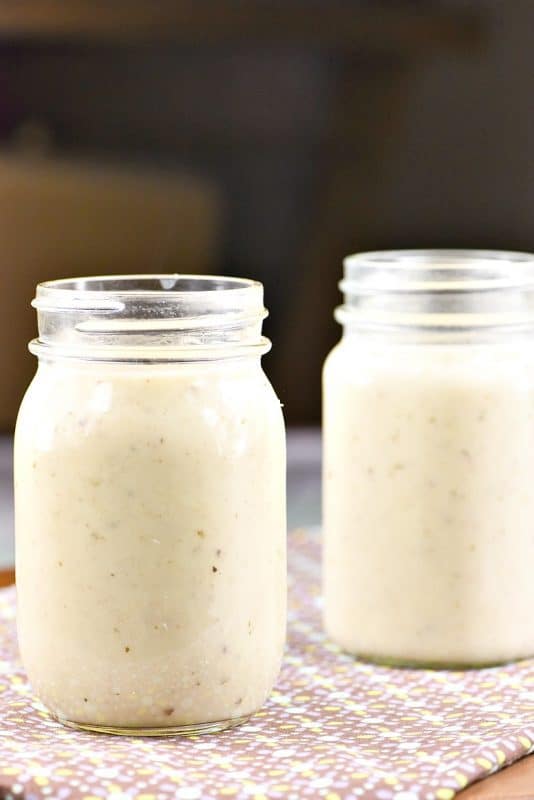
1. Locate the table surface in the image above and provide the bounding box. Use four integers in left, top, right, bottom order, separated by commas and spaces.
1, 431, 533, 797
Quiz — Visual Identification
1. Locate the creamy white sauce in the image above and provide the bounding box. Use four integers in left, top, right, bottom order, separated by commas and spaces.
323, 338, 534, 666
15, 358, 286, 729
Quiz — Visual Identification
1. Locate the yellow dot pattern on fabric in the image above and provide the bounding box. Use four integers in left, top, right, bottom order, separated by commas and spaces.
0, 530, 533, 800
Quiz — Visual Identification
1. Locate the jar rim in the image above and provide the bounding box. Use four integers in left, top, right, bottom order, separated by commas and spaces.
33, 274, 262, 311
344, 249, 534, 268
338, 249, 534, 333
30, 273, 270, 361
342, 249, 534, 294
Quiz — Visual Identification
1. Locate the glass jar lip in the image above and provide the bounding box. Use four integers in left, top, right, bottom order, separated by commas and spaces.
337, 249, 534, 333
30, 273, 270, 361
344, 248, 534, 268
33, 274, 262, 312
342, 249, 534, 294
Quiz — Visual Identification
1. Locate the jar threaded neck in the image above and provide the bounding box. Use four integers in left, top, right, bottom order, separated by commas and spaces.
337, 249, 534, 333
31, 274, 270, 362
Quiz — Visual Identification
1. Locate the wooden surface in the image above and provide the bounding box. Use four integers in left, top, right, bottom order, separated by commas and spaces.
0, 2, 480, 50
0, 567, 530, 796
460, 755, 534, 798
0, 569, 14, 587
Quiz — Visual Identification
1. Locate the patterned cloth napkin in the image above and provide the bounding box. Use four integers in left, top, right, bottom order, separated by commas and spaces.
1, 529, 534, 800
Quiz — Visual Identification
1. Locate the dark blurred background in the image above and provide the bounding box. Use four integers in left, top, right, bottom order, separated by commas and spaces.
0, 0, 533, 430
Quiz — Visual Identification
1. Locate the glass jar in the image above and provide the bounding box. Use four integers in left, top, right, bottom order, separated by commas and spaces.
15, 275, 286, 735
323, 250, 534, 668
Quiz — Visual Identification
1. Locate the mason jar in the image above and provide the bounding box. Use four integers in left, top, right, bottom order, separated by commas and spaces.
323, 250, 534, 667
15, 275, 286, 735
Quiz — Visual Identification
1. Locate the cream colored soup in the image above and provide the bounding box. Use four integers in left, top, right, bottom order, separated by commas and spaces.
323, 340, 534, 666
16, 358, 286, 729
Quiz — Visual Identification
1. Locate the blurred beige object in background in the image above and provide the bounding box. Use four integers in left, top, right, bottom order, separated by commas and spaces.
0, 153, 221, 430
